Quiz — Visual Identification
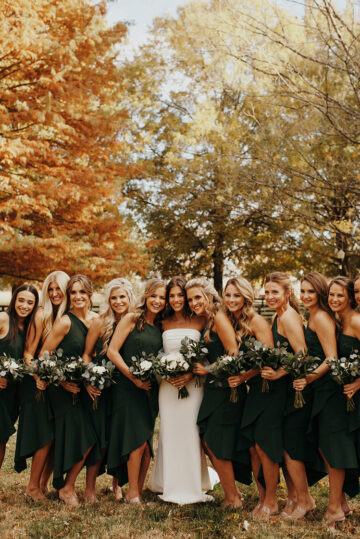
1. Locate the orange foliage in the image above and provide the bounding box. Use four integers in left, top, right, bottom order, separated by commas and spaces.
0, 0, 148, 284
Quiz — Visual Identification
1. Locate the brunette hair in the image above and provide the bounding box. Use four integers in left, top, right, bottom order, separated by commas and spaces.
224, 277, 256, 342
66, 274, 93, 311
185, 278, 222, 342
265, 272, 299, 313
328, 276, 356, 309
163, 276, 191, 319
133, 278, 166, 331
5, 284, 39, 345
40, 271, 70, 341
99, 278, 135, 354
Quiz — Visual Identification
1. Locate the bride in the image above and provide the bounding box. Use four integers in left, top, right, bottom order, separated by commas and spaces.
149, 276, 217, 504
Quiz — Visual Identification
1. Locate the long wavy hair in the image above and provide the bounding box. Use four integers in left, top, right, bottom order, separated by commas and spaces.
99, 278, 135, 355
163, 276, 191, 319
133, 278, 166, 331
301, 272, 334, 319
224, 277, 256, 342
265, 272, 300, 313
66, 274, 93, 311
40, 271, 70, 341
5, 284, 39, 346
185, 278, 222, 342
328, 275, 356, 313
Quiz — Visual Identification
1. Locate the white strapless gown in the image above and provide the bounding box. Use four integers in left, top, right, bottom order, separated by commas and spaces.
149, 328, 218, 504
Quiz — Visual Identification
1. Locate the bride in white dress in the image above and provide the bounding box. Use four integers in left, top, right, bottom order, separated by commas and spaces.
149, 277, 217, 504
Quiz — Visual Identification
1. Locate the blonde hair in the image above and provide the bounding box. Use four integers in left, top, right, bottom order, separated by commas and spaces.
185, 278, 222, 342
224, 277, 256, 342
66, 274, 93, 311
40, 271, 70, 341
99, 278, 135, 355
265, 272, 299, 313
134, 278, 166, 331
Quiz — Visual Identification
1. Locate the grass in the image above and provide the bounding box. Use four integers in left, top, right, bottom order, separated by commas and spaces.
0, 422, 359, 539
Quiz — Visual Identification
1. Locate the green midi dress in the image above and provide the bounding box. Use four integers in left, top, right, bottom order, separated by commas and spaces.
107, 323, 162, 486
48, 312, 100, 490
197, 330, 252, 485
0, 327, 24, 442
241, 317, 287, 463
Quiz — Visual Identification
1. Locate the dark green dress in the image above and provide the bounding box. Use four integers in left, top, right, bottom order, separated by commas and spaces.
241, 317, 287, 463
197, 330, 251, 485
107, 323, 161, 486
0, 327, 24, 442
48, 312, 100, 490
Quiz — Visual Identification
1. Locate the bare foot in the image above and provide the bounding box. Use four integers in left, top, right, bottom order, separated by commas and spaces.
83, 492, 97, 503
280, 498, 296, 518
252, 502, 262, 515
25, 488, 46, 502
255, 504, 278, 520
59, 487, 79, 506
222, 496, 242, 509
113, 484, 123, 501
125, 495, 142, 504
341, 493, 353, 516
323, 511, 346, 530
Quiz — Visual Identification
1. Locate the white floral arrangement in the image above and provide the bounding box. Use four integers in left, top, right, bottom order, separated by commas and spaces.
82, 359, 115, 409
129, 351, 157, 397
327, 353, 360, 412
153, 351, 191, 399
28, 349, 64, 401
0, 353, 26, 381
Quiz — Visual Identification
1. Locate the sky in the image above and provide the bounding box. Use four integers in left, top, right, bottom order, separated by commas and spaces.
107, 0, 348, 49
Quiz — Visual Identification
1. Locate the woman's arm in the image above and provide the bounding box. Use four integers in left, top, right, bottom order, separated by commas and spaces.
82, 318, 104, 400
107, 314, 151, 390
24, 308, 44, 363
344, 314, 360, 397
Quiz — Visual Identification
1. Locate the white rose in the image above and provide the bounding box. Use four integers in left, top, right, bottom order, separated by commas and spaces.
140, 360, 152, 371
93, 366, 106, 375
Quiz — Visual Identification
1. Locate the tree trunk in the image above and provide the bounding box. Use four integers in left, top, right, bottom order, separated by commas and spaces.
212, 234, 224, 294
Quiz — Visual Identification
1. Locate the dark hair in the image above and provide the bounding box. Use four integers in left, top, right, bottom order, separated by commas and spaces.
301, 272, 334, 318
265, 272, 299, 312
5, 284, 39, 345
163, 276, 191, 319
328, 276, 356, 309
66, 274, 93, 311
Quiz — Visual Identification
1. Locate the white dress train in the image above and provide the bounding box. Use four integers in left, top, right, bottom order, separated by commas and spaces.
149, 328, 218, 504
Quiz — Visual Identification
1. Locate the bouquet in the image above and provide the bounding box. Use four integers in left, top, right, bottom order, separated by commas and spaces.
82, 359, 115, 409
0, 353, 26, 383
179, 337, 208, 387
153, 351, 191, 399
243, 338, 289, 392
28, 349, 64, 401
129, 351, 156, 398
327, 354, 360, 412
280, 350, 321, 408
59, 356, 86, 405
206, 351, 248, 402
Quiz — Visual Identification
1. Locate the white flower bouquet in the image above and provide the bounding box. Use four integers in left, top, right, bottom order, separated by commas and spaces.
243, 338, 289, 392
129, 351, 157, 397
280, 350, 321, 408
327, 354, 360, 412
179, 337, 208, 387
206, 351, 247, 402
154, 351, 191, 399
0, 353, 26, 382
28, 349, 64, 401
59, 356, 86, 405
82, 359, 115, 409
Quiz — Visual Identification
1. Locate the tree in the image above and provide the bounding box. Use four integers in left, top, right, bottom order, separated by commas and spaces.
0, 0, 149, 285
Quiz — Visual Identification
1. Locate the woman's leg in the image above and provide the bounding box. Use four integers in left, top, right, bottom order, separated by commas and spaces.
126, 441, 147, 501
84, 447, 107, 502
319, 449, 345, 525
138, 442, 151, 493
0, 440, 7, 470
59, 444, 94, 506
250, 446, 265, 513
255, 443, 279, 517
40, 444, 54, 494
26, 441, 53, 501
282, 451, 314, 519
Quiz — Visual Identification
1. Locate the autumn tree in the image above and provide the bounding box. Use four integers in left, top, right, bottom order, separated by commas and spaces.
0, 0, 149, 285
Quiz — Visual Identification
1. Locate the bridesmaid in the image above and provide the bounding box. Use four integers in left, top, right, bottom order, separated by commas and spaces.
223, 277, 274, 514
40, 274, 99, 505
16, 271, 69, 499
186, 278, 247, 508
354, 274, 360, 309
325, 276, 360, 526
256, 272, 313, 520
82, 278, 135, 502
294, 272, 352, 528
107, 278, 166, 503
0, 285, 38, 471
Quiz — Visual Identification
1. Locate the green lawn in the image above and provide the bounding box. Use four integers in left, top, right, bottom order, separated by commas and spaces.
0, 423, 359, 538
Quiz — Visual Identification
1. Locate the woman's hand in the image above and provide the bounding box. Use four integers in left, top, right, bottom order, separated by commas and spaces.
344, 378, 360, 399
132, 378, 151, 391
0, 377, 7, 390
228, 374, 247, 388
86, 385, 101, 401
168, 373, 194, 389
293, 378, 307, 391
34, 375, 48, 391
60, 381, 80, 394
261, 367, 285, 381
193, 362, 208, 376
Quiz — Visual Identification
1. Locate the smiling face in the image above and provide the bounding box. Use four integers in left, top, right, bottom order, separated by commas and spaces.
300, 280, 318, 310
109, 287, 130, 318
186, 287, 208, 316
223, 283, 245, 315
69, 281, 90, 310
48, 281, 64, 307
328, 283, 350, 315
146, 286, 166, 315
15, 290, 37, 319
264, 281, 288, 311
168, 285, 185, 313
354, 278, 360, 306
